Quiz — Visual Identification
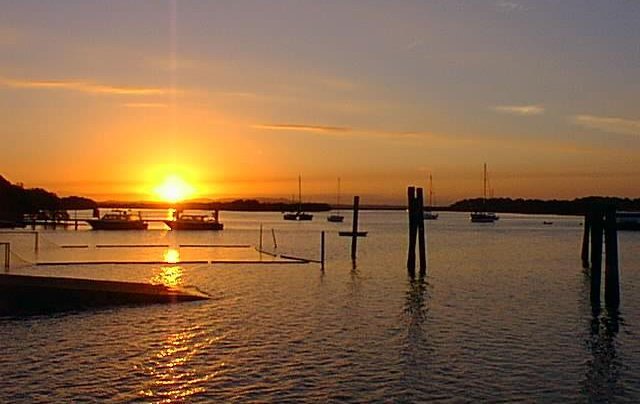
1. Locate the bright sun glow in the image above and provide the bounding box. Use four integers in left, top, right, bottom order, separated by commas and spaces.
154, 175, 195, 203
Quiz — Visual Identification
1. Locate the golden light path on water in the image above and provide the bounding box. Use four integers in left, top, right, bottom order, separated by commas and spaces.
151, 248, 183, 287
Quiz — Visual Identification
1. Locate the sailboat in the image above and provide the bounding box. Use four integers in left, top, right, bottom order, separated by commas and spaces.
283, 175, 313, 221
470, 163, 499, 223
327, 177, 345, 223
423, 174, 439, 220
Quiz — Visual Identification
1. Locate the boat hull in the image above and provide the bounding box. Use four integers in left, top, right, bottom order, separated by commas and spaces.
423, 212, 439, 220
283, 212, 314, 221
163, 220, 223, 230
470, 213, 499, 223
327, 214, 344, 223
86, 219, 148, 230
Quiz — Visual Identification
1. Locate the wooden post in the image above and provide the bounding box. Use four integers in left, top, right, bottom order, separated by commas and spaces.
2, 242, 9, 271
259, 224, 263, 252
271, 228, 278, 249
604, 208, 620, 309
321, 231, 325, 271
590, 208, 604, 308
407, 187, 417, 276
214, 210, 219, 223
34, 231, 39, 252
351, 196, 360, 260
416, 187, 426, 276
581, 211, 591, 269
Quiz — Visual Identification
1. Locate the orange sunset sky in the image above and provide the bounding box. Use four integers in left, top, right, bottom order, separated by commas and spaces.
1, 1, 639, 204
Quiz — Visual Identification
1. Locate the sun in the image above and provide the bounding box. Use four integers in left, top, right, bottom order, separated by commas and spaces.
154, 175, 195, 203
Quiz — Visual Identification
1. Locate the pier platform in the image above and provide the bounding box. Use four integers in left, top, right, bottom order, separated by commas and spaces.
0, 273, 210, 314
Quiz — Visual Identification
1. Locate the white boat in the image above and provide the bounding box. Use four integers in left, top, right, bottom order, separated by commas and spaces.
470, 163, 499, 223
327, 177, 344, 223
423, 174, 439, 220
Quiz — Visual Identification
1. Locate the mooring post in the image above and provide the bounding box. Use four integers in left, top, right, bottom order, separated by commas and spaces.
214, 210, 220, 223
321, 231, 325, 271
259, 224, 263, 252
581, 211, 591, 269
2, 242, 9, 271
271, 228, 278, 249
34, 231, 39, 252
416, 187, 427, 276
604, 208, 620, 309
351, 196, 360, 260
407, 187, 417, 276
590, 208, 604, 308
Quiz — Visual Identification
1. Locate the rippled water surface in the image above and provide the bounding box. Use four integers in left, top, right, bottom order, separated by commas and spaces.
2, 211, 640, 402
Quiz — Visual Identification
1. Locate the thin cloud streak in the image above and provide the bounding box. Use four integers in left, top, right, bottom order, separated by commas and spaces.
122, 103, 169, 108
253, 123, 351, 133
0, 76, 171, 96
492, 105, 544, 115
572, 114, 640, 137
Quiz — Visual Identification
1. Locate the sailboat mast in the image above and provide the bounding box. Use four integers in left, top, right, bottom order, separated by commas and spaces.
429, 174, 434, 207
483, 163, 487, 200
337, 177, 341, 208
298, 175, 302, 212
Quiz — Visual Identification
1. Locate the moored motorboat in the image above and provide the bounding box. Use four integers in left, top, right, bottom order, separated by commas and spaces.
86, 210, 148, 230
164, 211, 223, 230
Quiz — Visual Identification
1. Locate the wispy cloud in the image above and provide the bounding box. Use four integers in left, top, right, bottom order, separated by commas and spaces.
253, 123, 351, 133
0, 76, 171, 96
122, 102, 169, 108
496, 1, 527, 12
572, 114, 640, 137
492, 104, 545, 116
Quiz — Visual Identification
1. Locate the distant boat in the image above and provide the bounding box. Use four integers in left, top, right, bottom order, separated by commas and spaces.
327, 177, 345, 223
470, 163, 499, 223
617, 211, 640, 231
543, 221, 553, 225
423, 174, 439, 220
86, 209, 148, 230
284, 175, 313, 221
164, 210, 223, 230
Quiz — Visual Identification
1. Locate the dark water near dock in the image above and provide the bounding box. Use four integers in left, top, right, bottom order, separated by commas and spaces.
1, 211, 640, 402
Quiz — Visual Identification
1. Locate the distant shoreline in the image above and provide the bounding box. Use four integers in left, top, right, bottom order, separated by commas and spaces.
2, 175, 639, 222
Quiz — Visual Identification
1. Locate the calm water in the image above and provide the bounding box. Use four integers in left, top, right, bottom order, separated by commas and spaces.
1, 211, 640, 402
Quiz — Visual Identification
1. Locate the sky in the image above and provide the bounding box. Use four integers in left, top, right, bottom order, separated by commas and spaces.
0, 0, 639, 204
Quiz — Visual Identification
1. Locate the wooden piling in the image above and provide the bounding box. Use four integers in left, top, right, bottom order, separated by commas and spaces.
581, 211, 591, 269
321, 231, 325, 271
407, 187, 417, 276
2, 242, 9, 271
416, 188, 427, 276
259, 224, 263, 252
590, 208, 604, 307
604, 208, 620, 309
351, 196, 360, 260
271, 228, 278, 249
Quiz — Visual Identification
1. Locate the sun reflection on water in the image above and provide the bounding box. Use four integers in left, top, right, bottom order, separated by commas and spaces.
164, 248, 180, 264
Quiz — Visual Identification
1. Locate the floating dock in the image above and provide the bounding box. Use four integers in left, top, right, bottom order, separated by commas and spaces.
0, 273, 210, 314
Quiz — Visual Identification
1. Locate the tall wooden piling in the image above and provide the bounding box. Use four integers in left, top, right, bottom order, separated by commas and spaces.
321, 231, 325, 271
259, 224, 263, 252
590, 209, 604, 307
407, 186, 427, 276
271, 228, 278, 249
604, 208, 620, 309
581, 212, 591, 269
416, 188, 427, 276
407, 187, 417, 276
351, 196, 360, 260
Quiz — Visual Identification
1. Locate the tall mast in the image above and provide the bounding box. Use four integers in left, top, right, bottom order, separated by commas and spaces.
298, 175, 302, 212
429, 174, 434, 207
483, 163, 487, 200
337, 177, 341, 208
